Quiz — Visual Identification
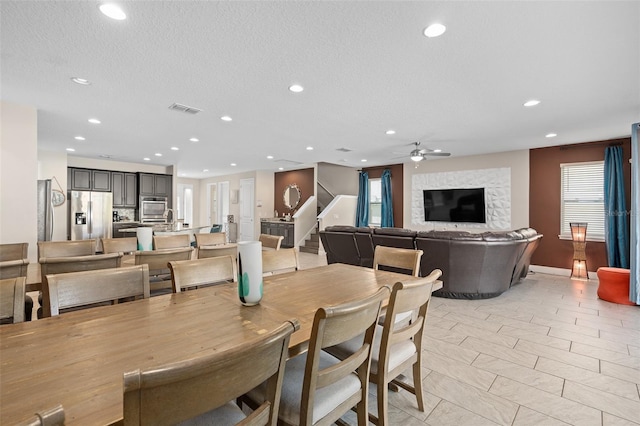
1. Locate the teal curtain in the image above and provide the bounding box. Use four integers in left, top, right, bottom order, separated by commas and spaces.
381, 169, 394, 227
355, 171, 369, 227
604, 146, 629, 268
630, 123, 639, 304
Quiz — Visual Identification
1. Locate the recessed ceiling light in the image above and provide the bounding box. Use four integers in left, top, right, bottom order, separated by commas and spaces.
143, 157, 150, 161
203, 169, 209, 172
230, 163, 237, 167
189, 138, 199, 142
71, 77, 91, 85
66, 148, 75, 152
267, 155, 274, 159
306, 146, 314, 151
546, 133, 557, 138
385, 130, 396, 135
289, 84, 304, 93
424, 23, 446, 38
74, 136, 85, 141
220, 116, 233, 122
99, 3, 126, 20
524, 99, 540, 107
155, 153, 162, 157
433, 149, 442, 153
88, 118, 101, 124
361, 159, 367, 162
171, 147, 179, 151
278, 167, 284, 171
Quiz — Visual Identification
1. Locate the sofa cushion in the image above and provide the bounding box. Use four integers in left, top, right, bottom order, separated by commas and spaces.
373, 228, 417, 237
416, 230, 483, 241
324, 225, 359, 233
481, 231, 523, 241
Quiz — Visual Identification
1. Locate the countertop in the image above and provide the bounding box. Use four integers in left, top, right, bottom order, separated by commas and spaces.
261, 218, 294, 224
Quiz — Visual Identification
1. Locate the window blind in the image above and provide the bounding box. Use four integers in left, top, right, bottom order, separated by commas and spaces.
560, 161, 605, 239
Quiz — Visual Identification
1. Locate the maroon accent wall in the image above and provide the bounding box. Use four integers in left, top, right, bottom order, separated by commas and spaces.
274, 168, 314, 216
362, 163, 404, 228
529, 137, 631, 272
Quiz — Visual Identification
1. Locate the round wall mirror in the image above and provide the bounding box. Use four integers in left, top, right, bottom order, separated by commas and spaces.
283, 184, 301, 210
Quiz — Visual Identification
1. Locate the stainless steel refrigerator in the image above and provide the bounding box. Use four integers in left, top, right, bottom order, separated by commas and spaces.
69, 191, 113, 252
37, 179, 54, 241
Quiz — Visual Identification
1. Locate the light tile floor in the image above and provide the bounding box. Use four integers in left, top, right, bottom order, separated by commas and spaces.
297, 252, 640, 426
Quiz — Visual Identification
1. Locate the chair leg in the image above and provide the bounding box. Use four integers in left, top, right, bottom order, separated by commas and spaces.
377, 379, 389, 426
412, 362, 425, 411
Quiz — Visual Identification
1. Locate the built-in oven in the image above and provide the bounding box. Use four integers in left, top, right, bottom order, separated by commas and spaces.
140, 196, 168, 223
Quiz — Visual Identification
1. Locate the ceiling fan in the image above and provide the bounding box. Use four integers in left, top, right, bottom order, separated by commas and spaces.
409, 142, 451, 162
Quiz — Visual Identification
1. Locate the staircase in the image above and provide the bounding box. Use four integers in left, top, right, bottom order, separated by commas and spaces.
299, 226, 320, 254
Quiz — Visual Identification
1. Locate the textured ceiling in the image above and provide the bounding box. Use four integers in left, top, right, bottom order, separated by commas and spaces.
1, 1, 638, 178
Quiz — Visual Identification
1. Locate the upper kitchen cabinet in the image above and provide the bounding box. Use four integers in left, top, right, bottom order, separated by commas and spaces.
138, 173, 171, 198
112, 172, 137, 207
68, 168, 111, 192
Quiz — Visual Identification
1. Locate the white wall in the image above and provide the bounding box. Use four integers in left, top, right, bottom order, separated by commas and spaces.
1, 101, 38, 260
37, 150, 68, 240
403, 150, 530, 231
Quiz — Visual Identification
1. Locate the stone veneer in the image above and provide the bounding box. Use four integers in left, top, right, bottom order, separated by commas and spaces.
411, 167, 511, 230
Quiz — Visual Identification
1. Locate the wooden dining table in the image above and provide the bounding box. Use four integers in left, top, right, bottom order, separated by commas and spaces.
1, 263, 441, 425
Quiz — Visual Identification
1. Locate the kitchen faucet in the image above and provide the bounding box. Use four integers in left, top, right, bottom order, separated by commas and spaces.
163, 209, 176, 228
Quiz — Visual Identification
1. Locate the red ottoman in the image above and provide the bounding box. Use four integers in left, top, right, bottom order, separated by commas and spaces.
597, 267, 636, 305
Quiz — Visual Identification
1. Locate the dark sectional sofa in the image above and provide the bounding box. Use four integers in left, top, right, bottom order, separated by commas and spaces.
319, 226, 542, 299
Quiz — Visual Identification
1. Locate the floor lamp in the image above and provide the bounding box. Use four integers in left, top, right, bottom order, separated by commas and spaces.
570, 222, 588, 279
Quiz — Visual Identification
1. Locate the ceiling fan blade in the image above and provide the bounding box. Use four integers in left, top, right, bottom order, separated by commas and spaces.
423, 152, 451, 157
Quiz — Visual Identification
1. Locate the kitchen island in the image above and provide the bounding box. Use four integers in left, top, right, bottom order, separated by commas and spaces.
119, 225, 212, 244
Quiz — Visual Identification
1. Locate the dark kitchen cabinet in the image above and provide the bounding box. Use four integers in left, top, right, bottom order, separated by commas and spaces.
138, 173, 172, 206
69, 168, 111, 192
112, 172, 137, 208
260, 221, 294, 248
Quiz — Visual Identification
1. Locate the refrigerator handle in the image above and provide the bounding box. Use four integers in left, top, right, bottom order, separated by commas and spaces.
88, 200, 93, 234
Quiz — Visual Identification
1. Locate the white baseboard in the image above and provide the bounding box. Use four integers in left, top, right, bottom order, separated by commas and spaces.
529, 265, 598, 280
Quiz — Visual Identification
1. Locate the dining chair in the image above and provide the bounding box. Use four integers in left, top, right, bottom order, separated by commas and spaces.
0, 277, 26, 324
134, 247, 193, 293
15, 404, 65, 426
194, 232, 227, 248
372, 245, 423, 277
246, 287, 389, 426
102, 237, 138, 254
37, 240, 96, 258
122, 321, 296, 426
325, 270, 441, 426
39, 252, 123, 285
259, 234, 284, 250
153, 234, 191, 250
43, 264, 150, 317
169, 256, 237, 293
0, 242, 32, 321
197, 244, 237, 261
262, 248, 298, 275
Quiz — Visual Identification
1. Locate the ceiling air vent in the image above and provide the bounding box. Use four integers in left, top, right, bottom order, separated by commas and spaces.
336, 147, 352, 152
168, 103, 202, 115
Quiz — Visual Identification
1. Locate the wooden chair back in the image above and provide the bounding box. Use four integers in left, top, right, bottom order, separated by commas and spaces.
15, 404, 65, 426
123, 321, 296, 426
44, 265, 150, 317
39, 252, 123, 285
0, 277, 26, 324
259, 234, 284, 250
197, 244, 237, 261
300, 287, 388, 425
134, 247, 193, 276
102, 237, 137, 254
38, 240, 95, 258
0, 242, 28, 261
153, 234, 191, 250
169, 256, 237, 293
262, 248, 298, 275
194, 232, 227, 248
373, 245, 423, 277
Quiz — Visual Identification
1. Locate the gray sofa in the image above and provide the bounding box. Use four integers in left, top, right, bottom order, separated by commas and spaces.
320, 226, 542, 299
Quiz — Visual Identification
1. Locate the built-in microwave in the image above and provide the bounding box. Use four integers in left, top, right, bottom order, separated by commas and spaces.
140, 197, 168, 223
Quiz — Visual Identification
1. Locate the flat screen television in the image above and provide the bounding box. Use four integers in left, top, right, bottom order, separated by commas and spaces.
423, 188, 486, 223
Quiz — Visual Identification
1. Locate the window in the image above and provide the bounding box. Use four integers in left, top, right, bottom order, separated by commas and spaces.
560, 161, 604, 240
369, 178, 382, 227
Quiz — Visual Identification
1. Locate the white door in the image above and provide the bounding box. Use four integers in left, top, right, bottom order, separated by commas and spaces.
239, 178, 255, 241
207, 183, 217, 225
218, 181, 230, 225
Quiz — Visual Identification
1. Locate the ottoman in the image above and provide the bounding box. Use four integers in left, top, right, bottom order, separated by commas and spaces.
596, 267, 636, 305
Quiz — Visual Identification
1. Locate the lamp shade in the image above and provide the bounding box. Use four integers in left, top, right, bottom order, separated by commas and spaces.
570, 222, 587, 242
